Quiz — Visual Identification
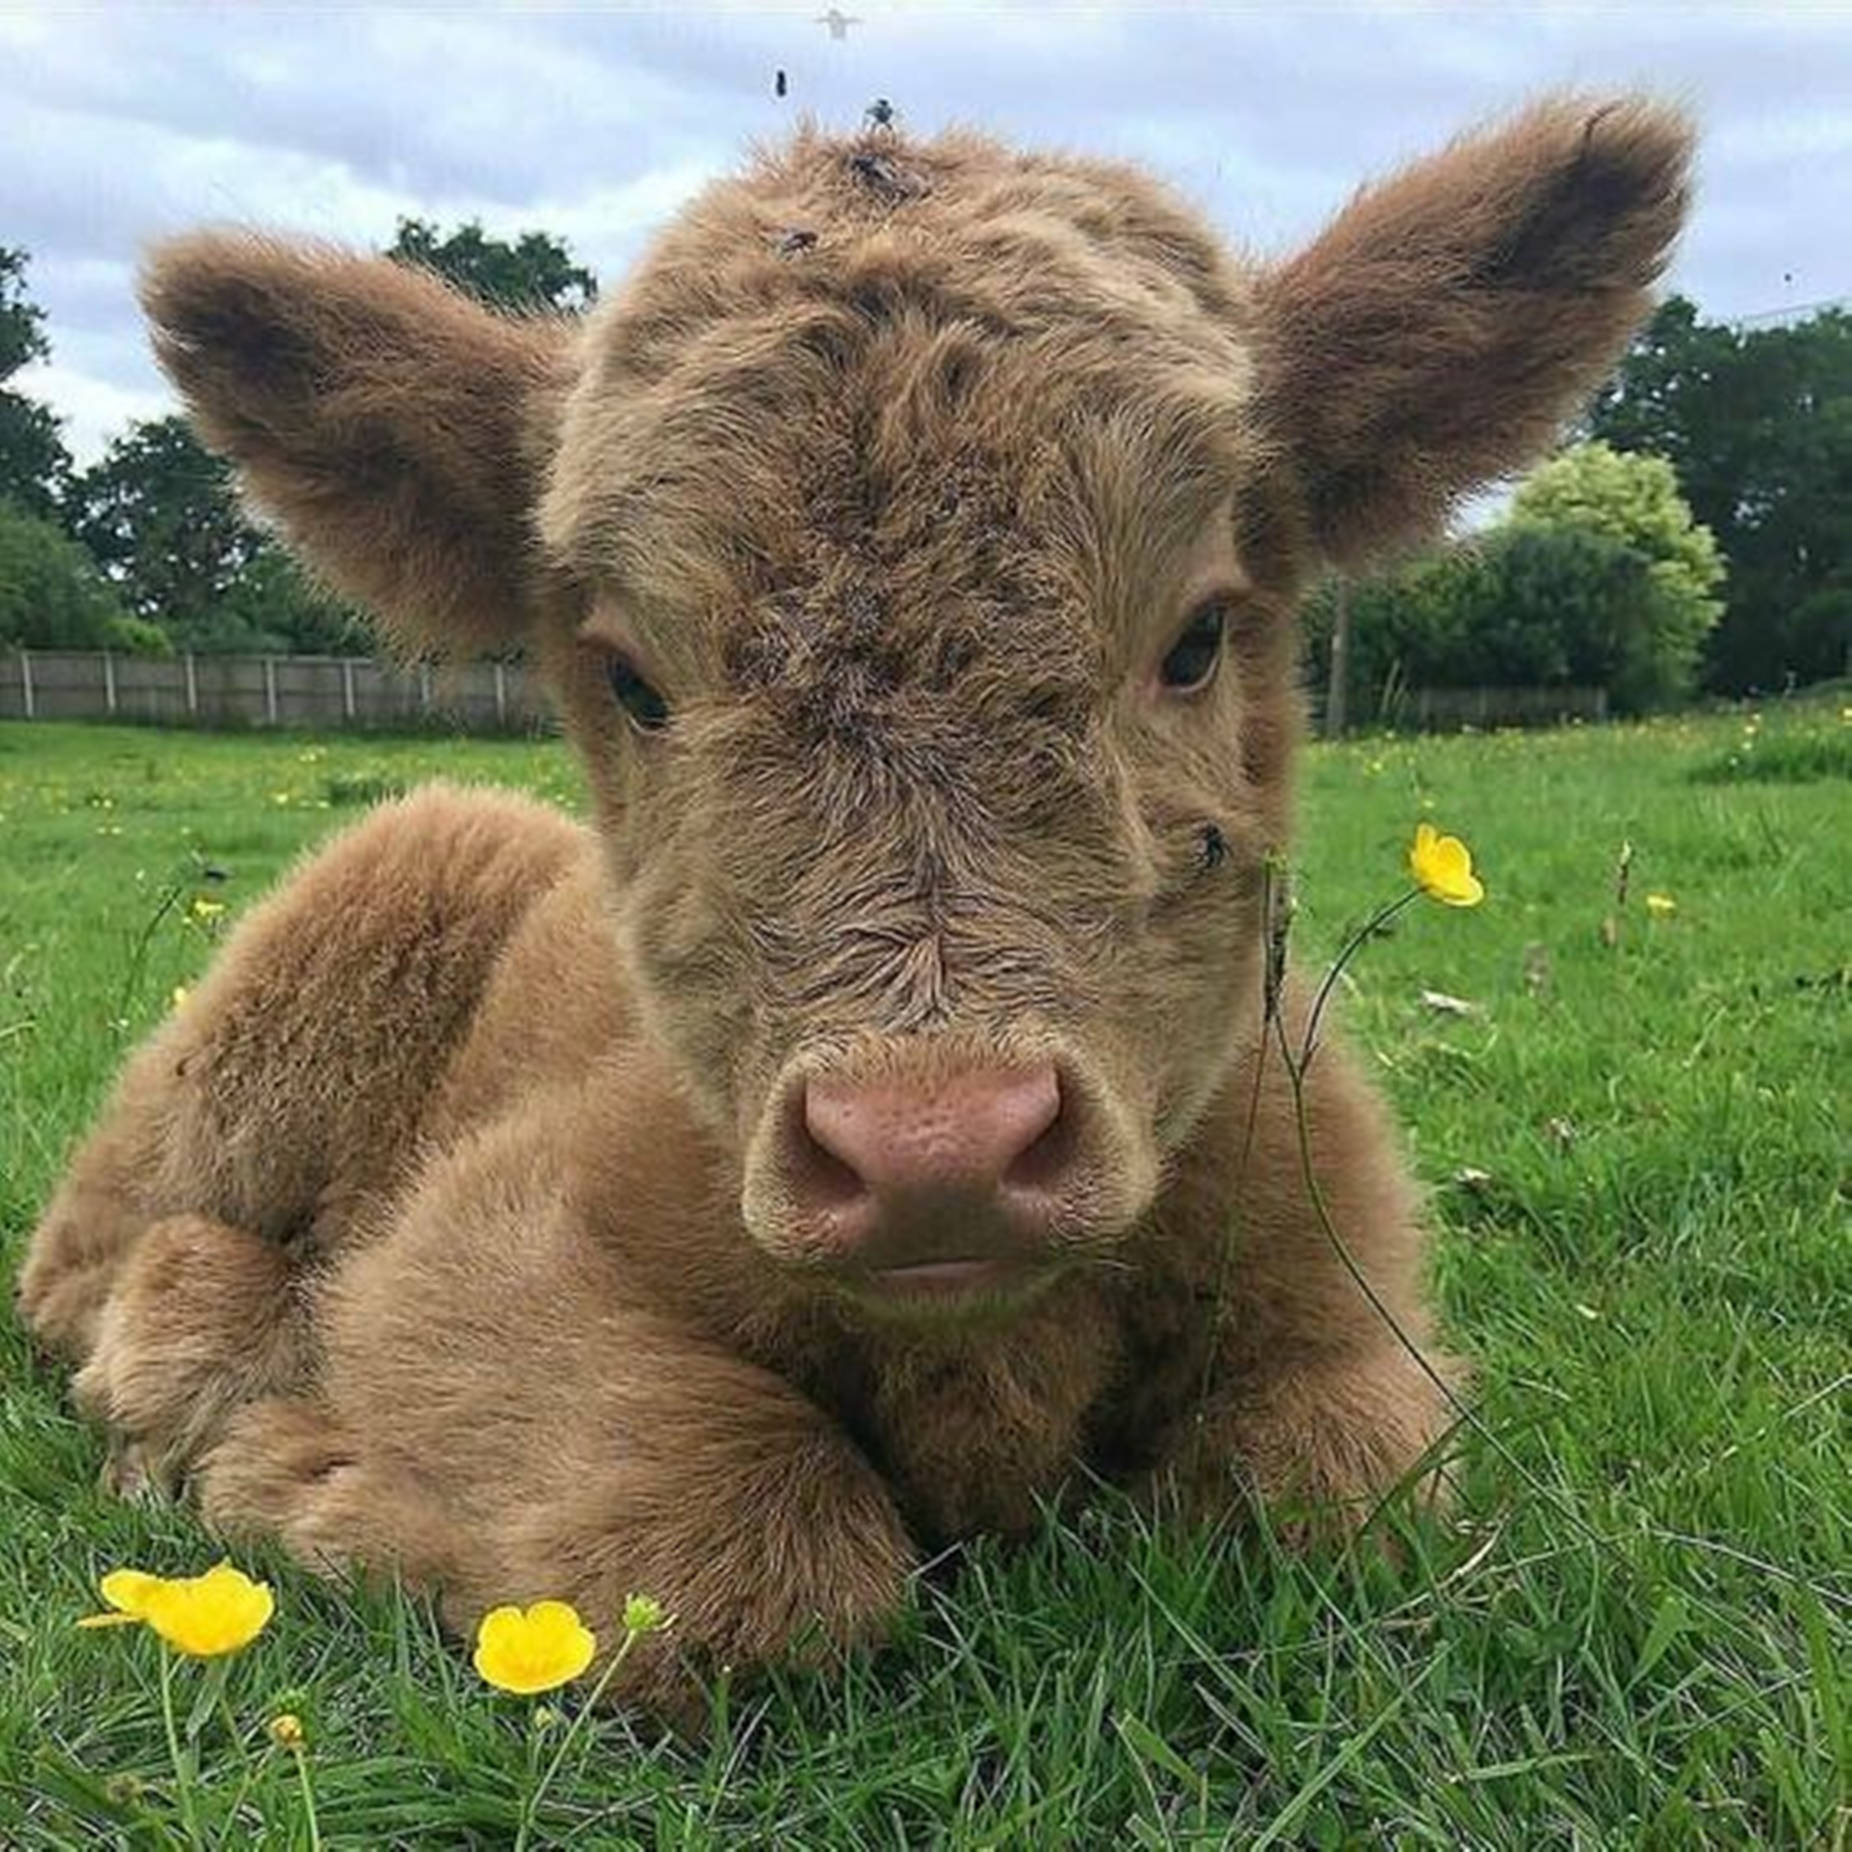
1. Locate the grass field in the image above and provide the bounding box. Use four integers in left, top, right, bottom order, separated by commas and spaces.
1, 703, 1846, 1848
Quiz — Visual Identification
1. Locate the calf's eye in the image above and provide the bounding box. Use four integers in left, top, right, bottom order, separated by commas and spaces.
607, 655, 670, 733
1159, 599, 1228, 693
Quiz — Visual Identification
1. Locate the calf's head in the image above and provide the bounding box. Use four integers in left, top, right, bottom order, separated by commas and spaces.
143, 98, 1689, 1312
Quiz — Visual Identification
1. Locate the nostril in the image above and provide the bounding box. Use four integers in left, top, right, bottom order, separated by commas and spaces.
1001, 1068, 1073, 1196
993, 1063, 1060, 1177
790, 1087, 870, 1212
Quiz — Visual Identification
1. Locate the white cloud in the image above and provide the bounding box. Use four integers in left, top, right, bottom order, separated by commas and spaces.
11, 359, 173, 465
4, 4, 1847, 464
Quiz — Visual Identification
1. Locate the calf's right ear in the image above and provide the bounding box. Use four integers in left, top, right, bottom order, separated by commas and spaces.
141, 234, 573, 656
1256, 96, 1693, 567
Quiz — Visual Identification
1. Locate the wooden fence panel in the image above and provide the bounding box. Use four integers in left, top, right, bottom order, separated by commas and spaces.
1400, 684, 1609, 730
1, 649, 552, 735
5, 651, 1614, 738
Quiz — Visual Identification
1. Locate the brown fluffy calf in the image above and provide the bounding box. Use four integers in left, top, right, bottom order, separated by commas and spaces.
19, 98, 1690, 1713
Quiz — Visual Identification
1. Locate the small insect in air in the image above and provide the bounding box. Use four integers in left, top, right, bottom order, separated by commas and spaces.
774, 69, 788, 99
865, 96, 896, 129
815, 7, 861, 40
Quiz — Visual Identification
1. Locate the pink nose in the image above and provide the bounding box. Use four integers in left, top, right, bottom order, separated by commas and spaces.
796, 1063, 1065, 1244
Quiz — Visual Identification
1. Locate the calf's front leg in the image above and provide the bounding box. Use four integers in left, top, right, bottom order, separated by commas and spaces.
74, 1214, 313, 1497
195, 1111, 917, 1719
198, 1335, 915, 1720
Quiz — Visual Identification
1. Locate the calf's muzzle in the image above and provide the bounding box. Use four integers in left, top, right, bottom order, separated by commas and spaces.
755, 1055, 1092, 1302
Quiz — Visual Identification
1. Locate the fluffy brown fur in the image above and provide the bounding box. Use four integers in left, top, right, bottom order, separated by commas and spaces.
19, 97, 1691, 1716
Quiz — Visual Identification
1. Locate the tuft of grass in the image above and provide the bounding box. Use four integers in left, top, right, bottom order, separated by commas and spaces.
1, 703, 1847, 1847
1689, 701, 1852, 784
322, 771, 410, 808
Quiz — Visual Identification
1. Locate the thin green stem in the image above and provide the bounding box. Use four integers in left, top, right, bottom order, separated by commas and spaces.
157, 1647, 203, 1851
1265, 879, 1852, 1700
114, 875, 186, 1035
215, 1692, 258, 1830
290, 1744, 322, 1852
1272, 974, 1745, 1575
1298, 887, 1419, 1070
514, 1629, 642, 1852
1267, 883, 1561, 1503
1196, 856, 1287, 1419
1271, 998, 1471, 1437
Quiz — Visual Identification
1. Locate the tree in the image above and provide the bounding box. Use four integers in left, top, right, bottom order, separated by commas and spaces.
219, 544, 373, 657
0, 501, 168, 653
386, 218, 597, 314
67, 415, 367, 653
69, 416, 260, 634
1302, 516, 1701, 725
1301, 547, 1480, 722
1469, 524, 1660, 708
0, 247, 72, 521
1506, 441, 1724, 709
1589, 295, 1852, 691
33, 220, 596, 658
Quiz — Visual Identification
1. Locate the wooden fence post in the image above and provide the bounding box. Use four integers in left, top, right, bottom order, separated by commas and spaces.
493, 660, 507, 727
263, 656, 278, 726
18, 647, 33, 720
102, 650, 117, 716
342, 658, 356, 722
1324, 576, 1350, 737
184, 651, 198, 717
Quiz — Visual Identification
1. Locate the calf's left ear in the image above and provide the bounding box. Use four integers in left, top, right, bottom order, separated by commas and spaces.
141, 234, 573, 655
1257, 95, 1693, 565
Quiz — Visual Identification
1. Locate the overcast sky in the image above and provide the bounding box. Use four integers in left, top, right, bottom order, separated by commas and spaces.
6, 2, 1849, 464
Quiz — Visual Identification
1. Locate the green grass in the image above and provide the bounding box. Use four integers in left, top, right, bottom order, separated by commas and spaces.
2, 706, 1847, 1847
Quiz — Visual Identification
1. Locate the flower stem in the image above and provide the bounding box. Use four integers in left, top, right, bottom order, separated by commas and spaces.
1298, 888, 1419, 1070
1196, 856, 1288, 1419
1271, 977, 1619, 1538
216, 1692, 258, 1827
158, 1646, 204, 1851
514, 1630, 641, 1852
290, 1743, 322, 1852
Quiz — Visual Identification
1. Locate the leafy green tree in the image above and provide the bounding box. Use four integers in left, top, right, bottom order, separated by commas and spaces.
46, 220, 597, 658
1304, 520, 1695, 725
1589, 295, 1852, 691
67, 415, 366, 653
69, 415, 259, 633
1506, 441, 1724, 708
219, 544, 373, 656
0, 501, 167, 653
1470, 525, 1661, 708
1302, 548, 1479, 720
0, 247, 72, 521
386, 218, 597, 314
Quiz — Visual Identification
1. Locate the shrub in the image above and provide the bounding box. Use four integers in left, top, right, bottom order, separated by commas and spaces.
0, 499, 165, 653
1306, 444, 1727, 726
1305, 526, 1666, 725
1508, 441, 1724, 707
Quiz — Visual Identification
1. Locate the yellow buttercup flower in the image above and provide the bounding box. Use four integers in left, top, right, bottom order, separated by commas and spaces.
1645, 893, 1677, 917
474, 1600, 597, 1695
268, 1713, 305, 1748
1408, 823, 1484, 908
78, 1561, 275, 1658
